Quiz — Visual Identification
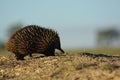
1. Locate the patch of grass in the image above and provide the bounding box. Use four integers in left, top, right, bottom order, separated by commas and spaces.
73, 62, 97, 70
83, 48, 120, 56
0, 50, 10, 56
66, 48, 120, 56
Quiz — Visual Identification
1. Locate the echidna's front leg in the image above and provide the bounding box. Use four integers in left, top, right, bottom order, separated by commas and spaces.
29, 53, 33, 57
44, 48, 55, 56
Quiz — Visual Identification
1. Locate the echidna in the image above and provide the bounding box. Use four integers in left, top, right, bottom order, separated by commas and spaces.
6, 25, 64, 60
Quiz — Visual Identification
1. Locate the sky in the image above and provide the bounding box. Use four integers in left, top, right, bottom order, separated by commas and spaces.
0, 0, 120, 48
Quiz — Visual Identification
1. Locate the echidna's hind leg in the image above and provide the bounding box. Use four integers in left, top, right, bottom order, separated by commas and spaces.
15, 53, 25, 60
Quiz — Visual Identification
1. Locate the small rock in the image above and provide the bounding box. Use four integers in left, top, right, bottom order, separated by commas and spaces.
15, 72, 20, 76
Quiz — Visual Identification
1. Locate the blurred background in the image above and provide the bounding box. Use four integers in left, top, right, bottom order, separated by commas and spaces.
0, 0, 120, 50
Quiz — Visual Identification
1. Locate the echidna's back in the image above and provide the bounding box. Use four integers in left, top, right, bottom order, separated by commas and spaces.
6, 25, 59, 55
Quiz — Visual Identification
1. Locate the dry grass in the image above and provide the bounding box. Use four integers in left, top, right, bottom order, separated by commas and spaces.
0, 48, 120, 80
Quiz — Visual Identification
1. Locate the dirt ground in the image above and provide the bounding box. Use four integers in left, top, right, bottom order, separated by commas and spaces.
0, 51, 120, 80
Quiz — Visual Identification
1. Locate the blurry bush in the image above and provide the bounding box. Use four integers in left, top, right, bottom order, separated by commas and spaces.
0, 40, 4, 50
7, 23, 23, 38
96, 27, 120, 47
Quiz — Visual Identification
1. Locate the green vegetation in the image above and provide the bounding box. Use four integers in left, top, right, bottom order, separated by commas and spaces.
0, 48, 120, 80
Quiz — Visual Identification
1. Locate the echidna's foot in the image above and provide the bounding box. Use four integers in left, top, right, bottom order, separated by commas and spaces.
45, 53, 55, 56
15, 54, 25, 60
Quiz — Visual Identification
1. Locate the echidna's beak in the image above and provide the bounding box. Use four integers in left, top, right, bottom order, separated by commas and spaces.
59, 48, 65, 53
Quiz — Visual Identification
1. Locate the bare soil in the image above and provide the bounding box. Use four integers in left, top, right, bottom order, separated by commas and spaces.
0, 52, 120, 80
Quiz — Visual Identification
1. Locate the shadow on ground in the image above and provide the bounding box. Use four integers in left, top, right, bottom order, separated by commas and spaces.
82, 52, 120, 58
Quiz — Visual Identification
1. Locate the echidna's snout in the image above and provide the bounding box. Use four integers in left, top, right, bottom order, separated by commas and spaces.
59, 48, 65, 53
58, 48, 66, 56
